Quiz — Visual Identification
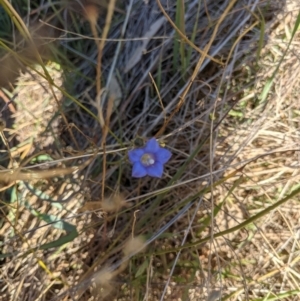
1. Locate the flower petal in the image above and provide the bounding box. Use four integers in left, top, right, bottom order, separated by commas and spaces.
146, 162, 163, 178
128, 149, 144, 163
155, 148, 172, 164
132, 162, 147, 178
144, 138, 159, 153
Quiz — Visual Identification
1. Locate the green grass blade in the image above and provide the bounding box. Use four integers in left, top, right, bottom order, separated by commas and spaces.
258, 10, 300, 106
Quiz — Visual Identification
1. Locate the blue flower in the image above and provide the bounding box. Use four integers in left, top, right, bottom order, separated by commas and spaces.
128, 138, 172, 178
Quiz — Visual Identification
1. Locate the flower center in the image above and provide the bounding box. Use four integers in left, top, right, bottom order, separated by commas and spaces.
140, 153, 155, 166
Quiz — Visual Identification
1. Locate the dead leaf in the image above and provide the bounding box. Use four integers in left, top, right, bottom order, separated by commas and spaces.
107, 74, 122, 109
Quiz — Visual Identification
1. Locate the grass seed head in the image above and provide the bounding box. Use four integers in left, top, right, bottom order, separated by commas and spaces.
84, 4, 99, 25
92, 268, 114, 299
123, 236, 146, 257
101, 193, 128, 213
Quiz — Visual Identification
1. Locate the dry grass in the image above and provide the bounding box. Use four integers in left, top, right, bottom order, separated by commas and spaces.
0, 0, 300, 300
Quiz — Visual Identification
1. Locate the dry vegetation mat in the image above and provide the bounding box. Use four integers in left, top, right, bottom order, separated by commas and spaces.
0, 0, 300, 300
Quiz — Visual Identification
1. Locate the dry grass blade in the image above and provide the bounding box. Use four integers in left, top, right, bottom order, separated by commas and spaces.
0, 164, 82, 183
124, 16, 165, 73
156, 0, 238, 136
155, 0, 224, 65
1, 0, 300, 300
